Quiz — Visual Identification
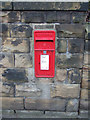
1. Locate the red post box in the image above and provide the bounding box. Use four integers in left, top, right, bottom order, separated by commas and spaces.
34, 30, 55, 77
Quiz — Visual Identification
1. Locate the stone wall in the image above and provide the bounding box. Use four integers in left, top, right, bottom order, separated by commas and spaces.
0, 2, 89, 118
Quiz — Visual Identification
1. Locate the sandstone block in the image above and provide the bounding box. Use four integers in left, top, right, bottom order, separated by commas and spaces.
0, 37, 2, 52
0, 53, 14, 68
68, 69, 82, 84
22, 11, 44, 23
57, 39, 67, 53
15, 54, 32, 68
2, 37, 30, 53
0, 2, 12, 10
68, 38, 84, 53
80, 100, 88, 110
56, 24, 85, 38
0, 11, 20, 23
51, 84, 80, 98
56, 53, 83, 68
56, 69, 67, 82
25, 98, 66, 111
46, 11, 57, 23
0, 83, 14, 97
66, 99, 79, 112
72, 12, 87, 24
82, 70, 89, 89
16, 83, 41, 97
2, 68, 28, 83
10, 24, 33, 38
1, 97, 24, 110
83, 53, 90, 68
81, 89, 88, 100
0, 23, 10, 37
85, 40, 90, 52
34, 24, 54, 29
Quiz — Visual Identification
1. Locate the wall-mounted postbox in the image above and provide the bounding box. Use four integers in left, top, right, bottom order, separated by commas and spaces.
34, 30, 55, 78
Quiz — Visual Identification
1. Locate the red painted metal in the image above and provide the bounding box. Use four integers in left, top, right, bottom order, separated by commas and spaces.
34, 30, 55, 78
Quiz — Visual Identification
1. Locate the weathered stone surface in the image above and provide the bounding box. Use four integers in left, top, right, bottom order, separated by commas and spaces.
2, 68, 28, 83
22, 11, 45, 23
82, 70, 89, 89
0, 53, 14, 68
13, 2, 88, 11
56, 11, 71, 23
66, 99, 79, 112
72, 12, 87, 23
0, 23, 10, 37
68, 69, 82, 84
57, 39, 67, 53
84, 53, 90, 68
15, 54, 32, 68
0, 2, 12, 10
79, 110, 88, 118
51, 84, 80, 98
2, 38, 30, 53
56, 69, 67, 82
85, 24, 90, 39
10, 24, 33, 38
0, 11, 21, 23
46, 11, 57, 23
81, 89, 88, 100
68, 39, 84, 53
85, 40, 90, 52
34, 24, 54, 29
80, 100, 88, 110
0, 37, 2, 51
0, 83, 14, 97
56, 54, 83, 68
25, 98, 66, 111
56, 24, 85, 38
1, 97, 24, 110
16, 83, 41, 97
45, 111, 78, 118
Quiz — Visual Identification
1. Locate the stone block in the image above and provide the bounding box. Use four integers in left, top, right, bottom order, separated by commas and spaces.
46, 11, 57, 23
85, 24, 90, 39
80, 100, 88, 110
82, 70, 89, 89
21, 11, 45, 23
51, 84, 80, 98
13, 2, 88, 11
79, 110, 88, 118
25, 98, 66, 111
0, 23, 10, 37
2, 68, 28, 83
0, 37, 2, 52
72, 12, 87, 24
1, 97, 24, 110
0, 83, 14, 97
83, 53, 90, 68
2, 37, 30, 53
16, 83, 41, 97
15, 54, 32, 68
66, 99, 79, 112
56, 53, 83, 68
56, 69, 67, 82
34, 24, 54, 29
85, 40, 90, 52
81, 89, 88, 100
68, 69, 82, 84
68, 38, 84, 53
0, 53, 14, 68
10, 24, 33, 38
56, 24, 85, 38
0, 11, 21, 23
56, 11, 71, 23
57, 39, 67, 53
0, 2, 12, 10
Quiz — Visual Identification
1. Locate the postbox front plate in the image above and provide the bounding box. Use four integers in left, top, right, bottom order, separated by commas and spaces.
34, 30, 55, 78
